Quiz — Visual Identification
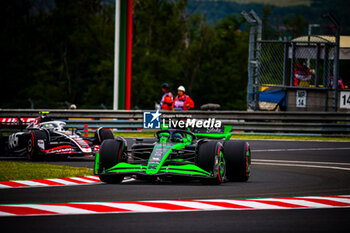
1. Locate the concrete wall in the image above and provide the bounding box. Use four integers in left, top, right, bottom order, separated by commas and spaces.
287, 88, 350, 112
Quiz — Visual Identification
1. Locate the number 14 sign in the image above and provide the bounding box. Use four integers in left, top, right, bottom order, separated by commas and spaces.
340, 92, 350, 109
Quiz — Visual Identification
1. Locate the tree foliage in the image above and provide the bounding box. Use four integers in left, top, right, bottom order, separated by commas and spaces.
1, 0, 248, 110
2, 0, 350, 110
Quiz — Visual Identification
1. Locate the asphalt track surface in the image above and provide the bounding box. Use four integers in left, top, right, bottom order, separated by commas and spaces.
1, 140, 350, 233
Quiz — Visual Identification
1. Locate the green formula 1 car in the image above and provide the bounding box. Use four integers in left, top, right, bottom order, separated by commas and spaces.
94, 126, 251, 185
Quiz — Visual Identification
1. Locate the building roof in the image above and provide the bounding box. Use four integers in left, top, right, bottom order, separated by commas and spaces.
292, 35, 350, 48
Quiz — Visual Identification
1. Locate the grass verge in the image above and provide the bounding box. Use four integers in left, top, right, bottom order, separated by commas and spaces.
0, 161, 93, 181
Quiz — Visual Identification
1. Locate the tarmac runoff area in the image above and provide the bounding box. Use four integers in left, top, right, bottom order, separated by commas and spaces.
0, 140, 350, 233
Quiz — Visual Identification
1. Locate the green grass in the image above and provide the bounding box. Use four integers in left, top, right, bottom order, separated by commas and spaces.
111, 132, 350, 141
0, 161, 93, 181
113, 132, 156, 138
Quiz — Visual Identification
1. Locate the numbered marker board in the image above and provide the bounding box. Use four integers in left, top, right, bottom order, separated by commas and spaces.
340, 92, 350, 109
296, 90, 307, 108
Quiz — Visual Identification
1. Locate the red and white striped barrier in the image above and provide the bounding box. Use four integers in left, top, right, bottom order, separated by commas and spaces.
0, 195, 349, 217
0, 176, 101, 189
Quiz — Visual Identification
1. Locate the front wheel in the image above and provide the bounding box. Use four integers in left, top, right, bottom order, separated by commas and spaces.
98, 139, 126, 184
27, 130, 47, 160
223, 141, 251, 182
197, 141, 225, 185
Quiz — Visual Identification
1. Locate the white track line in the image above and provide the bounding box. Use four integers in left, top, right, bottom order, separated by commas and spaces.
253, 159, 350, 166
252, 147, 350, 152
253, 162, 350, 171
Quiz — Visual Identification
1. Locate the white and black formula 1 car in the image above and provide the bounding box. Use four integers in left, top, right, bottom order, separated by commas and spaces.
0, 115, 114, 160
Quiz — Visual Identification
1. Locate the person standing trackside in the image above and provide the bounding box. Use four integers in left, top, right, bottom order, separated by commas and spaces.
160, 83, 173, 111
294, 59, 311, 87
172, 86, 194, 111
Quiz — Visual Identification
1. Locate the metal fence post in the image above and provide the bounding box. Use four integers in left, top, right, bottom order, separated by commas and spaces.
323, 44, 329, 88
315, 43, 320, 87
248, 25, 256, 110
283, 41, 289, 86
290, 42, 296, 87
324, 13, 340, 112
250, 10, 262, 111
333, 27, 340, 112
241, 11, 257, 110
324, 43, 330, 112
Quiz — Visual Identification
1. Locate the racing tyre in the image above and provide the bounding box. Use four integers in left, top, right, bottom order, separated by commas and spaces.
98, 139, 126, 184
27, 130, 48, 161
223, 141, 251, 182
197, 141, 225, 185
96, 129, 114, 144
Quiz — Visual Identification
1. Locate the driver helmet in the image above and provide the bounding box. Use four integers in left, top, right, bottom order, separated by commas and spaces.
172, 133, 183, 142
42, 123, 54, 129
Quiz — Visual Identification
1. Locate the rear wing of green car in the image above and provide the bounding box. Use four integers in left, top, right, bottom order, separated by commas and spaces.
161, 125, 232, 141
191, 125, 232, 141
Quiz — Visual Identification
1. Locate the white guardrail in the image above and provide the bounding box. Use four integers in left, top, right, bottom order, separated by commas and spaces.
1, 109, 350, 135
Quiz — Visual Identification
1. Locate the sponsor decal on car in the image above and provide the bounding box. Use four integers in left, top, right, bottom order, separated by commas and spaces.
37, 140, 45, 150
45, 145, 74, 154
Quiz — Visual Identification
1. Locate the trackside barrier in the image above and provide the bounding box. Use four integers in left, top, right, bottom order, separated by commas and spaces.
0, 109, 350, 135
84, 124, 89, 137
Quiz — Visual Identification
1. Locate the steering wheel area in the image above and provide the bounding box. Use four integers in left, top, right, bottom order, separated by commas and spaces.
155, 129, 197, 143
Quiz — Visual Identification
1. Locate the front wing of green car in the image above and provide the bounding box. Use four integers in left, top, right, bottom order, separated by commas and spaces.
94, 155, 212, 178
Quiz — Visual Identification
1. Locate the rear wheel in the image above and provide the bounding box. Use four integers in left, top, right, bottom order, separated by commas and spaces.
27, 130, 47, 161
96, 129, 114, 144
98, 139, 126, 184
223, 141, 251, 182
197, 141, 225, 185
